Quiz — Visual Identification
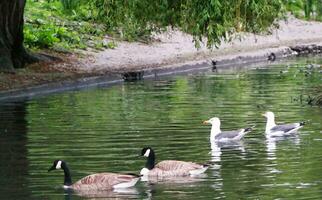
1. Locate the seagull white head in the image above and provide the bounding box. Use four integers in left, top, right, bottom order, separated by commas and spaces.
262, 111, 275, 120
203, 117, 221, 140
262, 111, 276, 133
203, 117, 220, 126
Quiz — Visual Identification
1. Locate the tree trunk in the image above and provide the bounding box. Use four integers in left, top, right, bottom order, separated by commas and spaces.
0, 0, 38, 72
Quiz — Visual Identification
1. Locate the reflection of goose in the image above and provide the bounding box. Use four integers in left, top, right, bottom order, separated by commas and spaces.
139, 147, 209, 177
203, 117, 253, 142
141, 173, 206, 184
73, 187, 139, 198
48, 160, 140, 190
141, 176, 206, 200
262, 111, 305, 137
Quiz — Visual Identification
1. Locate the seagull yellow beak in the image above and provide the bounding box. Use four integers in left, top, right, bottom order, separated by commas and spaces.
203, 120, 210, 125
261, 113, 266, 117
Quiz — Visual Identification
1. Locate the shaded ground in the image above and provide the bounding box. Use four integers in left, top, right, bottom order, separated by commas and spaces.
0, 53, 76, 90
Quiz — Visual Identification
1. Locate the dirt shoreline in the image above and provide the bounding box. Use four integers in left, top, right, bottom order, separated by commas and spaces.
0, 16, 322, 100
82, 15, 322, 72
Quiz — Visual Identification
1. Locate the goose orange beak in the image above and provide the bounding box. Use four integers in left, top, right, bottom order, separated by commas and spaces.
203, 120, 210, 125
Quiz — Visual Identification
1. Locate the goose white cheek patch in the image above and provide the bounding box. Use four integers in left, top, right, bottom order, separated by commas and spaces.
56, 161, 62, 169
144, 149, 150, 157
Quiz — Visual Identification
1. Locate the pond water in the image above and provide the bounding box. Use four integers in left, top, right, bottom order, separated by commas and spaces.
0, 57, 321, 200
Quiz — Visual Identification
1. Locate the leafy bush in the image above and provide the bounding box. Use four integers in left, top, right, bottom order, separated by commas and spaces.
24, 0, 107, 51
89, 0, 283, 47
283, 0, 322, 20
24, 0, 322, 51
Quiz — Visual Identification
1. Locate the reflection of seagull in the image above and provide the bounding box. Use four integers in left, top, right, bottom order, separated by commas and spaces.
266, 134, 301, 154
209, 140, 246, 193
265, 134, 300, 175
210, 140, 246, 165
203, 117, 253, 142
211, 140, 246, 153
210, 141, 222, 162
266, 137, 278, 159
262, 111, 305, 137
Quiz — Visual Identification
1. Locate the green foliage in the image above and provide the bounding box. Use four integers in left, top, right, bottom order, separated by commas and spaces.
60, 0, 79, 10
179, 0, 284, 47
24, 23, 83, 49
89, 0, 284, 47
24, 0, 322, 51
88, 0, 168, 42
24, 0, 110, 51
283, 0, 322, 20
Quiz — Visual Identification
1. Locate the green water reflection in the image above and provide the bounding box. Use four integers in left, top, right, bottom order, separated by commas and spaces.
0, 56, 321, 199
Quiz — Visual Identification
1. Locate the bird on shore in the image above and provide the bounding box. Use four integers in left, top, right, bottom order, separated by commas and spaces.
139, 147, 209, 177
48, 160, 140, 190
203, 117, 253, 142
262, 111, 305, 137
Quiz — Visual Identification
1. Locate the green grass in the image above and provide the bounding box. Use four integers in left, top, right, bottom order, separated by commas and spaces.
24, 0, 115, 52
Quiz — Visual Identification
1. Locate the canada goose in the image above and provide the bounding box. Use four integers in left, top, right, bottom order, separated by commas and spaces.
262, 111, 305, 137
139, 147, 209, 177
48, 160, 140, 190
203, 117, 253, 142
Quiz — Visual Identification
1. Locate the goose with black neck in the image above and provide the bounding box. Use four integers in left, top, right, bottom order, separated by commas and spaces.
48, 160, 140, 191
140, 147, 209, 177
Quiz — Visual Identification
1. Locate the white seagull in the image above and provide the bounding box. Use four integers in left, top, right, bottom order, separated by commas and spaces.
262, 111, 305, 137
203, 117, 253, 142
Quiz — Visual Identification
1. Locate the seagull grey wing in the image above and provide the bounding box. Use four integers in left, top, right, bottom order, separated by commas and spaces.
271, 123, 300, 133
215, 130, 242, 140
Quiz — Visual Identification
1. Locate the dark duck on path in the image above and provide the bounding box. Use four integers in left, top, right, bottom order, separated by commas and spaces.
48, 160, 140, 190
139, 147, 209, 177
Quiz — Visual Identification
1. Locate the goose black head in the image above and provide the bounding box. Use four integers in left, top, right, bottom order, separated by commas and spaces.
48, 160, 64, 172
140, 147, 155, 170
140, 147, 153, 157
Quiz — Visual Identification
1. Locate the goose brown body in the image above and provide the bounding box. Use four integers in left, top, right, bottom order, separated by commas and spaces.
48, 160, 139, 191
148, 160, 207, 177
140, 147, 208, 177
71, 173, 139, 190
